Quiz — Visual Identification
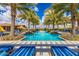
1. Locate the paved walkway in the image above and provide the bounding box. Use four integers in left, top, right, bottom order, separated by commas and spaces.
0, 41, 79, 46
36, 46, 51, 56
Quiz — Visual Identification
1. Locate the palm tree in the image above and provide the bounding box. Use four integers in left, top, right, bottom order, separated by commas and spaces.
44, 9, 52, 29
76, 12, 79, 31
61, 16, 71, 31
27, 11, 36, 29
19, 10, 36, 29
52, 3, 79, 36
10, 4, 16, 37
31, 15, 39, 29
44, 8, 63, 30
18, 9, 39, 29
43, 17, 51, 29
44, 10, 55, 29
0, 3, 35, 38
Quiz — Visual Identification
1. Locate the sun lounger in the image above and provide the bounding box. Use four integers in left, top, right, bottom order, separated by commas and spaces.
10, 46, 36, 56
0, 45, 13, 51
51, 46, 77, 56
0, 45, 14, 56
0, 51, 8, 56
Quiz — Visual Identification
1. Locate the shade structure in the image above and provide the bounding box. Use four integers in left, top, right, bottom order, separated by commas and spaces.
17, 26, 26, 29
0, 26, 5, 32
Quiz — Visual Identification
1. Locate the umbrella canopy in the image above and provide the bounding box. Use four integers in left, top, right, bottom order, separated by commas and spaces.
17, 26, 26, 29
0, 26, 5, 32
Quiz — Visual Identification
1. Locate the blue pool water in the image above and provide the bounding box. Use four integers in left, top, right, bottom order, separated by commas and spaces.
23, 31, 63, 41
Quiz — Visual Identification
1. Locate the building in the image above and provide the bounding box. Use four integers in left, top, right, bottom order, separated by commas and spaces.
0, 23, 27, 31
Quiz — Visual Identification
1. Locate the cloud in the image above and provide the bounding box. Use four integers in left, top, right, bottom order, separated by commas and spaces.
34, 7, 39, 12
0, 5, 26, 25
0, 5, 36, 26
0, 6, 11, 24
41, 15, 45, 22
0, 10, 11, 24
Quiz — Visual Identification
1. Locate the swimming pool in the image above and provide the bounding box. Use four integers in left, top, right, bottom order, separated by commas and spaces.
23, 31, 63, 41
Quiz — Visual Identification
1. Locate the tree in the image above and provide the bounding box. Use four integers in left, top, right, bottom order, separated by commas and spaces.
43, 16, 51, 29
60, 16, 71, 31
44, 7, 63, 30
31, 15, 39, 29
52, 3, 79, 36
0, 3, 35, 38
18, 9, 39, 29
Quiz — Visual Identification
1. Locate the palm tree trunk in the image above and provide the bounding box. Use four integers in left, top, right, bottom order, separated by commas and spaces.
35, 25, 36, 29
47, 25, 49, 28
48, 25, 50, 28
10, 3, 16, 38
71, 18, 76, 36
28, 21, 30, 30
71, 4, 77, 36
52, 20, 55, 29
46, 25, 47, 29
71, 11, 76, 36
33, 23, 35, 29
57, 25, 59, 29
78, 21, 79, 31
49, 24, 51, 29
63, 23, 66, 31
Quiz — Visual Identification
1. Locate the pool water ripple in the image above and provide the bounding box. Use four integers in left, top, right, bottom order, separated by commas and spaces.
23, 31, 63, 41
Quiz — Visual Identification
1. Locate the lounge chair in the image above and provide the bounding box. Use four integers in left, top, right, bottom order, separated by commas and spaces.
0, 45, 14, 56
0, 45, 13, 51
10, 46, 36, 56
51, 46, 77, 56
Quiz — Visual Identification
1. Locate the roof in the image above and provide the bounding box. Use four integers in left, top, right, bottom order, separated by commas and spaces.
0, 23, 26, 27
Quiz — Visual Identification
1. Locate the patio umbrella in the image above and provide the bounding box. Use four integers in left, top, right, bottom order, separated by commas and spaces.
0, 26, 5, 32
17, 26, 26, 29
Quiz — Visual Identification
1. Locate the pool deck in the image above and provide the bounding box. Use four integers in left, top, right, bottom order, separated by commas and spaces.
0, 41, 79, 56
0, 41, 79, 46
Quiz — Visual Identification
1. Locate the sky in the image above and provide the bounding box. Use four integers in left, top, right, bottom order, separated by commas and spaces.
36, 3, 51, 21
0, 3, 51, 25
